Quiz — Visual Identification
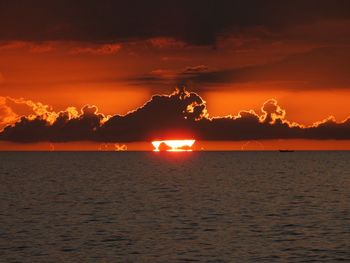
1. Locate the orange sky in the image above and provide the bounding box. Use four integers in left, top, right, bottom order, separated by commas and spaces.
1, 1, 350, 149
1, 39, 349, 126
1, 39, 350, 149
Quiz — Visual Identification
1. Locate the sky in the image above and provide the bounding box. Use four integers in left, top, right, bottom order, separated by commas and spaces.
0, 0, 350, 150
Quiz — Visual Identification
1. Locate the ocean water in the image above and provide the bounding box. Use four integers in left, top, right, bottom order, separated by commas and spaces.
0, 151, 349, 262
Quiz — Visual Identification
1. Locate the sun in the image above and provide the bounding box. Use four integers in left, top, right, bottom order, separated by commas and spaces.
151, 140, 196, 152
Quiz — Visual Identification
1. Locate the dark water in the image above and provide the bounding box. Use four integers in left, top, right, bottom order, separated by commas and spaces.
0, 152, 349, 262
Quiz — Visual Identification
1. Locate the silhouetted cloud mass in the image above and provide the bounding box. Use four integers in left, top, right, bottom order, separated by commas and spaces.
0, 87, 350, 142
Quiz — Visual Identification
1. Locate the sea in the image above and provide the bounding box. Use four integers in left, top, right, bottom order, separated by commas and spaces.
0, 151, 349, 262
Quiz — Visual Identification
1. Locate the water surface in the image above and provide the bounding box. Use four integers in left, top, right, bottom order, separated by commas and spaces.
0, 152, 349, 262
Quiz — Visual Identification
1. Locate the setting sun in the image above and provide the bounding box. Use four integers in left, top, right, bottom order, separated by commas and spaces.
151, 140, 196, 152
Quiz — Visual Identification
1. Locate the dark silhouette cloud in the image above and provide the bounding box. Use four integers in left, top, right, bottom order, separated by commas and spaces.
98, 87, 206, 141
184, 47, 350, 89
0, 104, 105, 142
1, 87, 350, 142
129, 47, 350, 90
1, 1, 350, 45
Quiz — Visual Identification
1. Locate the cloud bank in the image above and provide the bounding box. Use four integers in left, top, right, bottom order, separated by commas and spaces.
1, 0, 350, 46
0, 88, 350, 142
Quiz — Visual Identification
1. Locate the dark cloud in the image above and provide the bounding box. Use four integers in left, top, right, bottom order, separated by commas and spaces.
0, 105, 104, 142
97, 87, 206, 141
1, 0, 350, 45
198, 47, 350, 89
132, 47, 350, 90
1, 88, 350, 142
182, 65, 209, 75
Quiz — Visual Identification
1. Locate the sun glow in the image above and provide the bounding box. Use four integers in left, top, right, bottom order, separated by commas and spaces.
152, 140, 196, 152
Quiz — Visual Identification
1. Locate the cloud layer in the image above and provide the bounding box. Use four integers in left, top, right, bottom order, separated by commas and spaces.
1, 1, 350, 45
1, 88, 349, 142
130, 47, 350, 90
